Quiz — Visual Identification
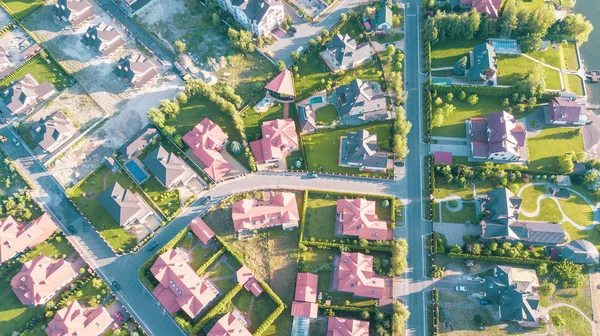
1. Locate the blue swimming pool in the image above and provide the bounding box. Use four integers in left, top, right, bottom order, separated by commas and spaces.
309, 96, 323, 105
125, 160, 149, 183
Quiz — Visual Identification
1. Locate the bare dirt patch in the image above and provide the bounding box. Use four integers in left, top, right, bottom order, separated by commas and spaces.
0, 26, 35, 73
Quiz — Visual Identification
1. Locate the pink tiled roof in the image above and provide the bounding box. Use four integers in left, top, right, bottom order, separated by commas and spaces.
243, 277, 264, 297
182, 118, 231, 181
250, 119, 298, 163
460, 0, 502, 18
326, 317, 370, 336
295, 272, 318, 303
549, 97, 584, 123
45, 300, 113, 336
11, 255, 77, 306
434, 151, 452, 165
469, 111, 525, 159
207, 312, 251, 336
336, 199, 392, 241
336, 252, 391, 299
231, 192, 300, 232
265, 69, 295, 96
291, 301, 318, 318
151, 249, 218, 318
236, 265, 254, 285
0, 214, 58, 263
189, 217, 215, 244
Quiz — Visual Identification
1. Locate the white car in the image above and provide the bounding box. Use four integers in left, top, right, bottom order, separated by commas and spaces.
455, 286, 467, 292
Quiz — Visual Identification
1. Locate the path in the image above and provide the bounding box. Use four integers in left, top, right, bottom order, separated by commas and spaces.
542, 303, 597, 336
283, 102, 289, 118
521, 53, 587, 92
103, 170, 110, 190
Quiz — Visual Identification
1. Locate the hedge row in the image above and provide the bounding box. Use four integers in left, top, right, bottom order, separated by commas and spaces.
0, 22, 15, 37
253, 279, 285, 336
447, 253, 557, 265
431, 84, 516, 97
192, 284, 244, 333
195, 247, 225, 276
318, 303, 379, 312
297, 189, 309, 245
302, 240, 394, 252
215, 235, 245, 265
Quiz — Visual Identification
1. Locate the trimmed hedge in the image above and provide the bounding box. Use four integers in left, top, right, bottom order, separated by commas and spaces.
298, 189, 309, 245
0, 53, 44, 87
253, 279, 285, 336
195, 247, 225, 276
318, 304, 379, 312
431, 84, 516, 97
447, 253, 557, 265
302, 240, 394, 252
192, 284, 244, 333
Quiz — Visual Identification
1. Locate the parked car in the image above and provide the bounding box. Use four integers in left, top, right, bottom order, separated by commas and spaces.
147, 240, 159, 252
199, 197, 210, 205
480, 299, 492, 305
67, 225, 77, 234
115, 311, 125, 323
12, 138, 20, 147
394, 161, 404, 167
288, 29, 296, 36
306, 173, 319, 178
455, 285, 467, 292
112, 281, 121, 291
289, 26, 297, 33
265, 51, 275, 59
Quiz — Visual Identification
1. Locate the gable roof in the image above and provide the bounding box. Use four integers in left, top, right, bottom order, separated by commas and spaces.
98, 182, 144, 226
46, 300, 113, 336
469, 43, 497, 82
325, 34, 372, 68
484, 266, 540, 325
250, 118, 299, 162
54, 0, 95, 26
460, 0, 503, 18
336, 252, 391, 299
142, 145, 187, 187
548, 97, 585, 123
207, 311, 251, 336
182, 118, 231, 181
231, 192, 300, 232
291, 301, 318, 319
342, 129, 388, 169
0, 214, 58, 263
82, 23, 124, 56
265, 69, 295, 97
374, 6, 393, 27
333, 79, 387, 117
326, 317, 370, 336
189, 217, 215, 245
336, 198, 392, 240
295, 272, 318, 302
115, 53, 158, 88
230, 0, 282, 23
38, 111, 73, 152
2, 73, 56, 115
561, 239, 600, 264
469, 111, 525, 158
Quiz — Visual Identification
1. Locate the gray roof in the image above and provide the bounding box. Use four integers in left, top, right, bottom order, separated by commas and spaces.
561, 239, 600, 264
469, 43, 497, 82
37, 111, 72, 152
230, 0, 282, 22
484, 266, 540, 325
342, 129, 387, 169
98, 182, 144, 226
120, 127, 158, 158
142, 145, 187, 188
325, 34, 372, 68
374, 6, 393, 27
333, 79, 386, 117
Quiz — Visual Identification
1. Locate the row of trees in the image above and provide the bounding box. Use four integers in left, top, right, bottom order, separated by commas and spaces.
393, 106, 411, 159
423, 9, 484, 45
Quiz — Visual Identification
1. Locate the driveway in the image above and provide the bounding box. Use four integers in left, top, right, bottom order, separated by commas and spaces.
584, 110, 600, 159
433, 222, 481, 246
430, 143, 470, 157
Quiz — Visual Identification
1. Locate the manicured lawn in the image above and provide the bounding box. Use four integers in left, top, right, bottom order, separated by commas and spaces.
372, 32, 404, 44
541, 275, 593, 319
431, 95, 505, 138
2, 0, 43, 19
216, 53, 278, 104
558, 189, 594, 227
519, 184, 549, 213
303, 193, 338, 241
302, 122, 392, 176
0, 269, 46, 335
0, 54, 71, 91
521, 0, 551, 10
431, 39, 486, 68
67, 166, 138, 252
527, 41, 579, 71
440, 202, 477, 224
497, 54, 562, 90
232, 289, 252, 312
27, 234, 75, 261
207, 263, 234, 279
549, 306, 591, 336
339, 17, 364, 42
213, 278, 236, 294
336, 59, 386, 89
316, 104, 338, 125
141, 177, 180, 219
294, 49, 334, 100
521, 198, 564, 224
563, 73, 585, 96
242, 103, 285, 141
250, 293, 281, 334
527, 127, 583, 171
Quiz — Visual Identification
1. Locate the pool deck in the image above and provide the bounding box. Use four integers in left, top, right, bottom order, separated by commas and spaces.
125, 158, 150, 184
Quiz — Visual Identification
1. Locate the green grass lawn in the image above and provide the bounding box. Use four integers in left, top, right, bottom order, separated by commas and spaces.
242, 103, 285, 141
558, 189, 594, 227
67, 166, 138, 252
294, 48, 334, 100
232, 289, 252, 312
440, 202, 477, 224
431, 95, 505, 138
563, 73, 585, 96
27, 234, 75, 261
431, 38, 485, 68
316, 104, 338, 125
497, 54, 562, 90
527, 41, 579, 71
519, 184, 549, 213
541, 275, 593, 319
140, 177, 180, 219
549, 306, 591, 336
521, 0, 552, 10
213, 278, 236, 294
216, 53, 278, 105
304, 193, 338, 241
302, 122, 392, 176
0, 54, 71, 91
527, 127, 583, 171
0, 270, 46, 335
339, 17, 365, 42
372, 32, 404, 44
207, 263, 234, 279
2, 0, 43, 19
336, 59, 386, 89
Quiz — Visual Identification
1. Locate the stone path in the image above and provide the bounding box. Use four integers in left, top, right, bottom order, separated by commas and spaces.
283, 102, 289, 119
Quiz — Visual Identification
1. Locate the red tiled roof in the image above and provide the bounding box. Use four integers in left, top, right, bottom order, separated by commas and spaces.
336, 198, 392, 241
235, 266, 263, 296
207, 312, 251, 336
469, 111, 525, 159
45, 300, 113, 336
326, 317, 370, 336
291, 301, 318, 318
182, 118, 231, 181
0, 213, 58, 263
549, 97, 584, 123
265, 69, 295, 96
336, 252, 391, 299
189, 217, 215, 244
243, 277, 264, 297
295, 272, 318, 303
249, 119, 298, 163
12, 255, 77, 306
231, 192, 300, 232
151, 249, 218, 318
460, 0, 502, 18
434, 151, 452, 165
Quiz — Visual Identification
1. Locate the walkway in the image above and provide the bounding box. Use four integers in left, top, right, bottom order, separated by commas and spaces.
432, 222, 481, 246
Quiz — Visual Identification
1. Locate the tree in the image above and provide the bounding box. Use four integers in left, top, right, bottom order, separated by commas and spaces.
392, 301, 410, 335
467, 94, 479, 106
92, 278, 104, 289
539, 282, 555, 297
551, 260, 584, 288
291, 51, 301, 62
515, 62, 546, 98
434, 97, 443, 105
174, 40, 186, 54
551, 314, 565, 328
537, 262, 549, 276
584, 169, 600, 193
549, 13, 594, 44
446, 93, 454, 102
276, 60, 286, 71
391, 238, 408, 275
230, 141, 243, 155
423, 17, 438, 43
458, 90, 467, 100
176, 92, 188, 105
364, 6, 377, 20
558, 152, 575, 173
453, 56, 467, 76
360, 310, 370, 319
499, 0, 518, 37
339, 13, 348, 22
386, 44, 396, 57
160, 99, 180, 119
147, 107, 165, 127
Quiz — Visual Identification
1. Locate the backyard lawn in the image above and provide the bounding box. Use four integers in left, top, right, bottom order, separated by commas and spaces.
372, 32, 404, 44
0, 268, 46, 336
527, 127, 583, 171
549, 306, 591, 336
316, 104, 338, 125
527, 41, 579, 71
430, 39, 485, 68
0, 54, 71, 91
67, 166, 138, 252
215, 53, 278, 104
27, 233, 75, 261
497, 54, 562, 90
563, 73, 585, 96
431, 95, 505, 138
303, 193, 338, 241
293, 49, 333, 100
2, 0, 43, 19
440, 202, 477, 224
302, 122, 392, 176
141, 177, 180, 219
242, 103, 285, 140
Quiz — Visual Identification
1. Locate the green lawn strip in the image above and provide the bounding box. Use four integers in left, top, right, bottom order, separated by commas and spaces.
302, 122, 392, 176
521, 0, 551, 10
249, 293, 278, 331
496, 54, 562, 90
519, 184, 548, 213
557, 188, 594, 227
430, 38, 486, 68
231, 289, 252, 312
315, 104, 338, 125
2, 0, 42, 19
207, 263, 234, 278
68, 166, 137, 252
213, 278, 236, 295
27, 235, 75, 261
294, 49, 333, 100
336, 59, 386, 89
0, 54, 71, 91
216, 53, 277, 105
431, 95, 505, 138
242, 103, 285, 141
304, 194, 338, 241
527, 41, 579, 71
440, 202, 477, 224
561, 41, 580, 70
140, 177, 180, 219
285, 148, 304, 170
563, 73, 585, 96
432, 181, 474, 200
549, 306, 591, 336
520, 198, 563, 223
527, 127, 583, 171
372, 32, 404, 44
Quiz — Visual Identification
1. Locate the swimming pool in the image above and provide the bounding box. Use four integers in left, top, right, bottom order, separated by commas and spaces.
125, 160, 149, 184
309, 96, 323, 105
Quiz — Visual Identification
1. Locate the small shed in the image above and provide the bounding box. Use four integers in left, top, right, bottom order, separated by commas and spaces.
104, 157, 119, 173
434, 151, 452, 165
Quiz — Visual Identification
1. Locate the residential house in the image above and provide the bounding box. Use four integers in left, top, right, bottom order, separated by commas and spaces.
547, 97, 587, 125
21, 43, 42, 60
291, 272, 318, 319
326, 317, 370, 336
36, 111, 74, 153
120, 127, 158, 159
296, 100, 317, 133
143, 145, 195, 189
373, 6, 393, 33
467, 111, 526, 161
0, 46, 13, 79
236, 266, 264, 297
215, 0, 284, 36
341, 129, 388, 171
114, 53, 158, 88
468, 43, 497, 84
231, 192, 300, 233
332, 79, 387, 120
207, 311, 252, 336
560, 239, 600, 264
480, 188, 565, 245
484, 266, 541, 327
82, 23, 125, 57
0, 73, 56, 115
265, 69, 294, 102
11, 255, 78, 306
0, 213, 58, 263
54, 0, 95, 27
182, 118, 232, 181
336, 198, 392, 241
98, 182, 151, 227
321, 34, 373, 72
460, 0, 502, 18
151, 249, 219, 318
250, 118, 299, 164
45, 300, 113, 336
189, 217, 215, 245
335, 251, 392, 300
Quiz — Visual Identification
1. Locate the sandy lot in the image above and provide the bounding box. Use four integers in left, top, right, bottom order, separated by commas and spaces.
0, 26, 36, 75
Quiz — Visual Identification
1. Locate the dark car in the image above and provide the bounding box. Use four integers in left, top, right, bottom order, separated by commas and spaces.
306, 173, 319, 178
289, 26, 297, 33
67, 225, 77, 234
288, 29, 296, 36
199, 197, 210, 205
147, 240, 159, 252
112, 281, 121, 291
480, 299, 492, 305
394, 161, 405, 167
